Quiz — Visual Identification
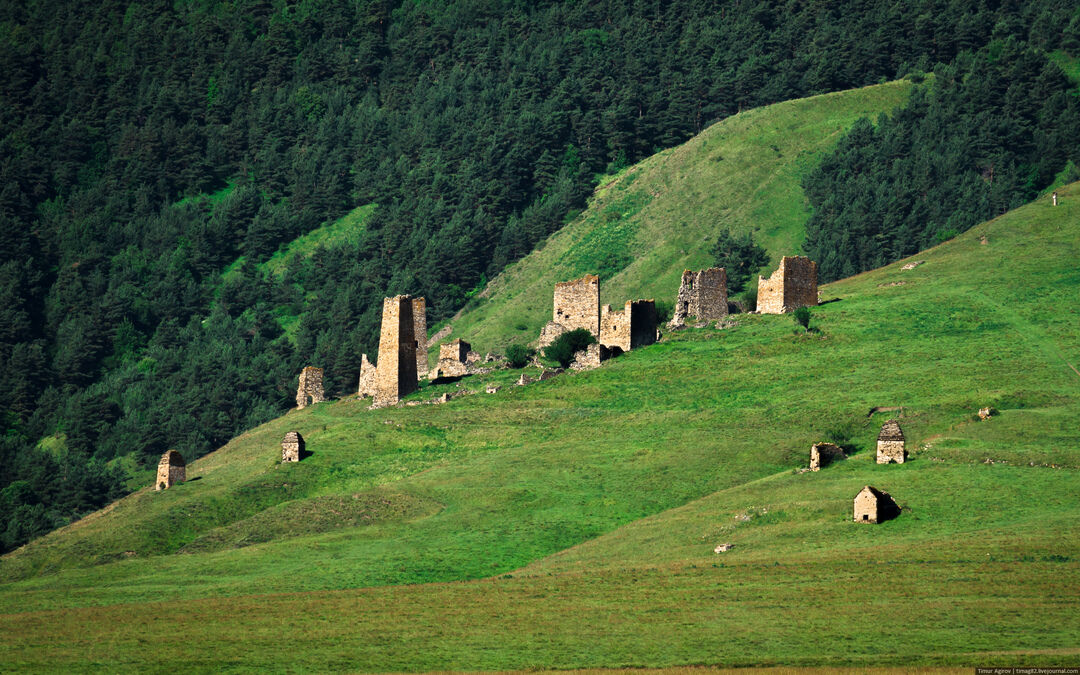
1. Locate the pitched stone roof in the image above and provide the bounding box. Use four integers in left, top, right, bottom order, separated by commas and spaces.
877, 419, 905, 442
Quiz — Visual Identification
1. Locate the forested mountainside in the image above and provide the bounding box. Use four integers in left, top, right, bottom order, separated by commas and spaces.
1, 0, 1078, 552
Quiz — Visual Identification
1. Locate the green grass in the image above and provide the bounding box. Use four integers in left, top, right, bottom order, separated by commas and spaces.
2, 92, 1079, 672
261, 203, 376, 278
440, 80, 917, 357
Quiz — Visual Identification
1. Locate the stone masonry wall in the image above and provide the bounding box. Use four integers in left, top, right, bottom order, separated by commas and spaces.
757, 256, 818, 314
373, 295, 419, 407
412, 297, 427, 379
809, 442, 845, 472
671, 268, 728, 327
432, 338, 472, 378
853, 486, 879, 523
296, 366, 326, 408
600, 300, 657, 352
281, 431, 304, 463
155, 450, 185, 490
357, 354, 377, 398
876, 439, 906, 464
553, 274, 600, 336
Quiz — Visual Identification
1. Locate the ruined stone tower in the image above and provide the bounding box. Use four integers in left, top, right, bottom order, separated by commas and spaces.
296, 366, 326, 409
357, 354, 377, 398
281, 431, 305, 463
373, 295, 419, 407
756, 256, 818, 314
412, 297, 427, 379
600, 300, 658, 352
539, 274, 601, 347
809, 442, 845, 472
670, 268, 728, 327
155, 450, 185, 491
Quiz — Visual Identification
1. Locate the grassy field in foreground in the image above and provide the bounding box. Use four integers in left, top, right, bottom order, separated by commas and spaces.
434, 80, 916, 358
1, 120, 1078, 672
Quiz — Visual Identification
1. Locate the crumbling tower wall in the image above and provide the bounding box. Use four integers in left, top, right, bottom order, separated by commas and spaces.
373, 295, 419, 407
670, 268, 728, 327
155, 450, 185, 490
296, 366, 326, 409
431, 338, 474, 378
757, 256, 818, 314
412, 297, 427, 379
600, 300, 658, 352
357, 354, 377, 398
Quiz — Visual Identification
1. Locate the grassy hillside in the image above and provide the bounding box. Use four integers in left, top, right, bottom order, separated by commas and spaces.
1, 177, 1078, 669
436, 80, 916, 357
2, 89, 1079, 670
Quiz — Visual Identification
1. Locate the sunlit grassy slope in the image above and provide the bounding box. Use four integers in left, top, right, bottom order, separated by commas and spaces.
2, 100, 1079, 672
438, 80, 916, 356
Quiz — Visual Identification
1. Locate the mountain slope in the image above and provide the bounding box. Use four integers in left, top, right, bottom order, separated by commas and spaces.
434, 80, 916, 359
1, 121, 1079, 671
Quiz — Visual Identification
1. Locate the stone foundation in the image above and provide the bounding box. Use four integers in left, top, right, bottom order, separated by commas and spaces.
570, 343, 612, 371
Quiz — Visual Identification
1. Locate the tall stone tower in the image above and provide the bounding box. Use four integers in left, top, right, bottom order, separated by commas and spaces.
373, 295, 419, 407
756, 256, 818, 314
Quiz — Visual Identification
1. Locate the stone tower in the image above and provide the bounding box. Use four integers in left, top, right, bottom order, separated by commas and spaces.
756, 256, 818, 314
539, 274, 601, 347
281, 431, 305, 463
155, 450, 185, 491
373, 295, 419, 407
296, 366, 326, 409
599, 299, 658, 352
412, 297, 427, 380
670, 268, 728, 327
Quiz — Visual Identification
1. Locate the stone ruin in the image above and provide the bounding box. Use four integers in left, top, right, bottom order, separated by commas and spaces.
296, 366, 326, 409
486, 383, 501, 394
155, 450, 185, 491
809, 442, 846, 472
1052, 191, 1058, 206
876, 420, 906, 464
669, 268, 728, 328
756, 256, 818, 314
537, 274, 658, 356
978, 407, 995, 421
853, 485, 900, 524
357, 354, 377, 398
570, 342, 612, 371
411, 297, 427, 379
373, 295, 419, 407
538, 274, 600, 348
599, 300, 658, 352
281, 431, 305, 463
431, 338, 477, 379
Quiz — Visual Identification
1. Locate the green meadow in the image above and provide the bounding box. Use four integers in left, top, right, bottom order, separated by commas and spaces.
1, 85, 1078, 672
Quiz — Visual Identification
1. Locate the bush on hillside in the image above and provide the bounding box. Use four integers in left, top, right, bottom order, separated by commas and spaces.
543, 329, 596, 368
505, 344, 535, 369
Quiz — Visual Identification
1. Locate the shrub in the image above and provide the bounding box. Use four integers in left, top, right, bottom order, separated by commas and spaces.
654, 300, 673, 324
542, 328, 596, 368
793, 306, 811, 331
505, 344, 534, 368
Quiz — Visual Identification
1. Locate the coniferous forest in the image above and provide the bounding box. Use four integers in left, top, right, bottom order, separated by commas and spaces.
2, 0, 1078, 552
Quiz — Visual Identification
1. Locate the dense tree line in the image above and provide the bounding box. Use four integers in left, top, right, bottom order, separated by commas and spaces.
1, 0, 1077, 551
804, 41, 1080, 281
